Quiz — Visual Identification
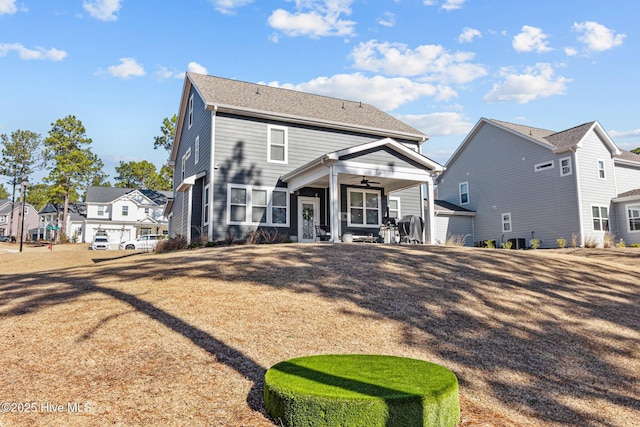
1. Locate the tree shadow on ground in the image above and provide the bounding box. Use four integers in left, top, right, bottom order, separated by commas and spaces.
1, 244, 638, 426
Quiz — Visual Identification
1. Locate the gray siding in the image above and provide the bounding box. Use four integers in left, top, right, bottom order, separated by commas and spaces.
575, 131, 618, 245
433, 215, 474, 246
614, 201, 640, 245
437, 123, 579, 248
614, 163, 640, 194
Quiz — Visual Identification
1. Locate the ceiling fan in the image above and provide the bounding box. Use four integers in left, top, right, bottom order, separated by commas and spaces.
360, 176, 381, 187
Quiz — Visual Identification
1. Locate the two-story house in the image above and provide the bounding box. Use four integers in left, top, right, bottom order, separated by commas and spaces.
83, 186, 172, 244
37, 202, 86, 242
168, 73, 444, 244
434, 118, 640, 248
0, 198, 39, 241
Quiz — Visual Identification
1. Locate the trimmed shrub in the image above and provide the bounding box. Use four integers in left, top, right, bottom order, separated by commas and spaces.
264, 354, 460, 427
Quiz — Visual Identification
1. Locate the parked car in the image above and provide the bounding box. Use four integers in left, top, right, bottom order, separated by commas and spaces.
119, 234, 165, 251
90, 236, 110, 250
0, 235, 10, 242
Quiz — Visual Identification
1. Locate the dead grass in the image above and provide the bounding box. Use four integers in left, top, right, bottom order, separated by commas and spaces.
0, 242, 638, 426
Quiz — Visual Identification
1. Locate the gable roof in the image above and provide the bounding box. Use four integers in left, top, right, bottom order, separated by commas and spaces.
445, 118, 625, 169
172, 73, 428, 162
86, 186, 172, 205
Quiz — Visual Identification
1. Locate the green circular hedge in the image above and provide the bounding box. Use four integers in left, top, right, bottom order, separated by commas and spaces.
264, 354, 460, 427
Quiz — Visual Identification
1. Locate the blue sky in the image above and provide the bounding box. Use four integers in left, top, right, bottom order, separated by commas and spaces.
1, 0, 639, 184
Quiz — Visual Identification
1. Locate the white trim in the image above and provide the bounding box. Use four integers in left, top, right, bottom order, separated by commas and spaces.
502, 212, 512, 233
297, 197, 320, 243
195, 135, 200, 164
388, 196, 401, 219
188, 94, 194, 129
534, 160, 554, 172
597, 159, 606, 179
560, 156, 572, 177
590, 204, 609, 232
267, 125, 288, 164
203, 184, 210, 226
459, 181, 469, 205
347, 188, 381, 228
226, 184, 290, 227
626, 203, 640, 233
208, 109, 216, 241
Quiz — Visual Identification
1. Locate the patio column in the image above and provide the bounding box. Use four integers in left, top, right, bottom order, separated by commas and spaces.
426, 179, 436, 245
329, 165, 340, 242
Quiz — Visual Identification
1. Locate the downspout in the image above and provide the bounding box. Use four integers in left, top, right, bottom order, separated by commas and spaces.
425, 177, 436, 244
572, 148, 585, 247
208, 106, 217, 241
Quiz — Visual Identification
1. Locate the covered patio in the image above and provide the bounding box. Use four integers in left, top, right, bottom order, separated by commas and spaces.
281, 138, 443, 244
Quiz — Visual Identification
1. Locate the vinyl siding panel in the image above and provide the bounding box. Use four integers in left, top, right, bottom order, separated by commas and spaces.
614, 201, 640, 245
437, 123, 579, 248
614, 163, 640, 194
433, 215, 474, 246
575, 131, 618, 245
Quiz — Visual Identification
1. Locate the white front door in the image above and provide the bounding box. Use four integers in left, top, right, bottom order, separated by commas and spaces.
298, 197, 320, 243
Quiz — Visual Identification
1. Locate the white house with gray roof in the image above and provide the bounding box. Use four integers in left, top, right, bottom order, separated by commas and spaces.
434, 118, 640, 248
84, 186, 172, 244
168, 73, 443, 244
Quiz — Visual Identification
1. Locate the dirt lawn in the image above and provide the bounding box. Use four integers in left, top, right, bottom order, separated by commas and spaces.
0, 242, 638, 426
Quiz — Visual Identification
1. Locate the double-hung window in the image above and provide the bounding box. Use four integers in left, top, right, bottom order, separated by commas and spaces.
122, 205, 129, 216
628, 205, 640, 231
459, 182, 469, 205
348, 188, 381, 227
97, 205, 105, 216
502, 212, 512, 232
227, 184, 289, 226
591, 206, 609, 231
188, 94, 194, 129
560, 157, 572, 176
268, 125, 288, 163
195, 136, 200, 164
597, 160, 606, 179
203, 185, 210, 225
388, 197, 401, 219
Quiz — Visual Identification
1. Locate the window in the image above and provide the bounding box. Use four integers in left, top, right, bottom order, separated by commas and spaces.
188, 94, 194, 129
560, 157, 572, 176
597, 160, 606, 179
388, 197, 401, 219
591, 206, 609, 231
97, 205, 105, 216
0, 215, 6, 223
534, 161, 554, 172
144, 207, 150, 215
628, 205, 640, 231
268, 125, 288, 163
181, 147, 191, 181
122, 205, 129, 216
502, 212, 512, 232
227, 184, 289, 226
459, 182, 469, 205
140, 228, 151, 236
203, 185, 210, 225
195, 136, 200, 164
23, 206, 29, 214
348, 188, 381, 227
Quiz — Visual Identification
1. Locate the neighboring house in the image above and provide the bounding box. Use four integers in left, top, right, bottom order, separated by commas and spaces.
168, 73, 443, 244
83, 186, 171, 244
0, 198, 39, 241
434, 118, 640, 248
37, 202, 86, 242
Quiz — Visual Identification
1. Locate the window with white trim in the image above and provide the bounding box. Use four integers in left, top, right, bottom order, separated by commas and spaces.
597, 159, 606, 179
0, 215, 6, 223
181, 147, 191, 181
348, 188, 381, 227
144, 207, 150, 215
591, 205, 609, 231
502, 212, 512, 232
268, 125, 288, 163
97, 205, 105, 216
534, 161, 554, 172
628, 205, 640, 231
459, 182, 469, 205
122, 205, 129, 216
203, 185, 210, 226
195, 136, 200, 164
227, 184, 289, 226
388, 197, 401, 219
560, 157, 572, 176
188, 94, 194, 129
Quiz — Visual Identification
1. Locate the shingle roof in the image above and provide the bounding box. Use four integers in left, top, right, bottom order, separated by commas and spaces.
617, 188, 640, 198
615, 149, 640, 163
188, 73, 427, 139
488, 119, 596, 150
85, 186, 171, 205
433, 199, 475, 213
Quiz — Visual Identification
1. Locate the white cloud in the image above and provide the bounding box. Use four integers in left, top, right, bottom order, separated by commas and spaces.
458, 27, 481, 43
377, 11, 395, 28
483, 63, 572, 104
609, 129, 640, 138
351, 40, 487, 84
564, 47, 578, 57
0, 43, 67, 61
187, 61, 208, 74
423, 0, 466, 10
512, 25, 552, 53
397, 111, 474, 137
572, 21, 626, 52
210, 0, 254, 15
0, 0, 17, 15
106, 57, 145, 78
268, 0, 356, 38
83, 0, 122, 21
268, 73, 445, 111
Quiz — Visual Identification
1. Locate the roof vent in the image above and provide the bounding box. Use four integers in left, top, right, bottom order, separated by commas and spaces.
342, 101, 345, 109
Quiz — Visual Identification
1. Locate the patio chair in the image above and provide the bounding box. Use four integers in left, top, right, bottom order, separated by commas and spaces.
315, 225, 331, 242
